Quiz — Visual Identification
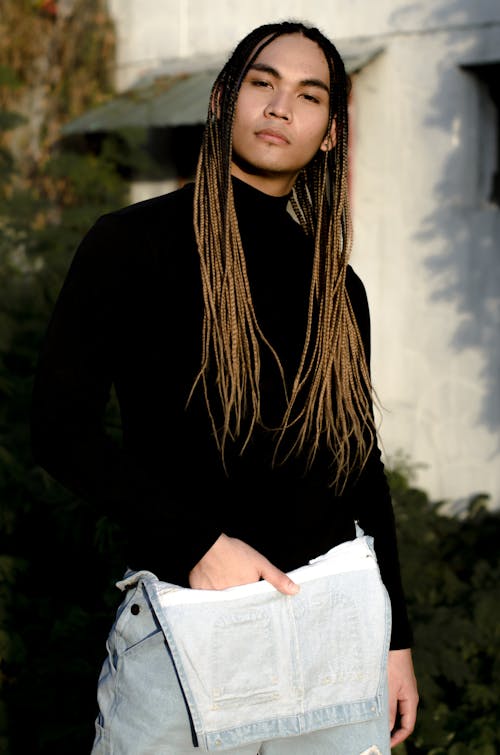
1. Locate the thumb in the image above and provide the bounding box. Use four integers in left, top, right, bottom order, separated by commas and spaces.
261, 563, 300, 595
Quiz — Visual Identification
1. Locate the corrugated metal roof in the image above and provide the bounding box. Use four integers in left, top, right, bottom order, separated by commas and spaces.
61, 70, 218, 134
61, 41, 383, 135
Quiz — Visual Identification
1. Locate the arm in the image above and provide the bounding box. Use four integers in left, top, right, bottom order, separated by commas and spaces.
347, 267, 419, 743
346, 266, 412, 647
31, 212, 222, 580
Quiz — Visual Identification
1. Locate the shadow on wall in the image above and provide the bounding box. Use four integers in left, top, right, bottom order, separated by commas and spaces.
390, 3, 500, 448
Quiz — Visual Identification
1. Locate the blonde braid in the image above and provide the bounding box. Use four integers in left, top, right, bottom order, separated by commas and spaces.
190, 21, 377, 490
191, 109, 285, 463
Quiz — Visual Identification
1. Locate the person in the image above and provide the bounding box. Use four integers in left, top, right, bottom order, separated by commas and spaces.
31, 19, 419, 754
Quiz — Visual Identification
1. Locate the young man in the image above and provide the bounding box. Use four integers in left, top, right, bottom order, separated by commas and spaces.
31, 20, 418, 754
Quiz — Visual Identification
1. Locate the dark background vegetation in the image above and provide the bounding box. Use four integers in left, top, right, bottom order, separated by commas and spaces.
0, 2, 499, 753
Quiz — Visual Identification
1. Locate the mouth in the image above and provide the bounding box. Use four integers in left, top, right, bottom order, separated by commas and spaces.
255, 128, 290, 145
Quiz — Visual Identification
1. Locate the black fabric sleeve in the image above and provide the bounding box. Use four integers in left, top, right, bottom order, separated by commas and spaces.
346, 267, 413, 649
30, 213, 222, 582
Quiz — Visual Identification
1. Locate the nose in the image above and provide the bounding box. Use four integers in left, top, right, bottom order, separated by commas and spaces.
264, 92, 291, 121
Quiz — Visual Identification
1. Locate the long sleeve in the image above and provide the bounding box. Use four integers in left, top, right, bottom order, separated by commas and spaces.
30, 197, 223, 583
346, 267, 412, 649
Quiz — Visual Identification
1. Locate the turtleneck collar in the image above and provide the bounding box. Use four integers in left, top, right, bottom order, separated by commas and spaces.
231, 175, 291, 219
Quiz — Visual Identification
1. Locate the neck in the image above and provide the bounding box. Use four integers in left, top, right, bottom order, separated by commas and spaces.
230, 164, 296, 197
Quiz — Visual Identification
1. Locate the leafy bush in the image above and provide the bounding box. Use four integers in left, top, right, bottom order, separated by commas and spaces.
388, 458, 500, 754
0, 4, 128, 752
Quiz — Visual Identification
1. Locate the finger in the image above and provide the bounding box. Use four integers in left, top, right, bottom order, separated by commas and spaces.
390, 698, 417, 747
390, 721, 412, 748
260, 563, 300, 595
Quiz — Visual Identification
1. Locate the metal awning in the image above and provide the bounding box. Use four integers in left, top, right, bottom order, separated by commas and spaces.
61, 40, 383, 135
61, 69, 219, 134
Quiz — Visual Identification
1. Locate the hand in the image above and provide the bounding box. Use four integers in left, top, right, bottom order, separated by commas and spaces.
388, 648, 419, 748
188, 533, 300, 595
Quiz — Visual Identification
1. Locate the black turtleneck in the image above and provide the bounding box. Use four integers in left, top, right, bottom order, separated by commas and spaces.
232, 176, 311, 420
31, 178, 412, 649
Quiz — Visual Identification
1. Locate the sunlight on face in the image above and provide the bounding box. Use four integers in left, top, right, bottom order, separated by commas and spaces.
231, 33, 334, 195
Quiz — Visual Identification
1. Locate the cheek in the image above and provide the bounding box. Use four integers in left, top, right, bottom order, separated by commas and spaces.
301, 111, 330, 143
232, 100, 253, 141
231, 118, 247, 155
302, 124, 329, 156
233, 91, 255, 125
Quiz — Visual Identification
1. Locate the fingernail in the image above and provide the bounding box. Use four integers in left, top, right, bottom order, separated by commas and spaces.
289, 582, 300, 594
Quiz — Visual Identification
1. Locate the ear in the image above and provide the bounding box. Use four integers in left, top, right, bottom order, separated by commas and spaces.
320, 119, 337, 152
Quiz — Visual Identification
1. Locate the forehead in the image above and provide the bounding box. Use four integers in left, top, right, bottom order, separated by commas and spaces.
248, 33, 330, 86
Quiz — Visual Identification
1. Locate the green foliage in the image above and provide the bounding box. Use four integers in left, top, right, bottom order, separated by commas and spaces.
388, 457, 500, 754
0, 137, 129, 753
0, 112, 26, 132
0, 66, 22, 89
0, 3, 131, 753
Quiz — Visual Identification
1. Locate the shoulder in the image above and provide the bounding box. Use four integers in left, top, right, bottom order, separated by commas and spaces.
112, 181, 194, 220
67, 183, 196, 288
95, 182, 195, 238
77, 182, 195, 257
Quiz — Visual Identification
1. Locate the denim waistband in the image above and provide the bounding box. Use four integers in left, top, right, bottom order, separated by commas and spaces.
118, 534, 391, 752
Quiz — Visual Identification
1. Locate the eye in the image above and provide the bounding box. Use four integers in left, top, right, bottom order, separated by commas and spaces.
301, 92, 321, 104
251, 78, 272, 88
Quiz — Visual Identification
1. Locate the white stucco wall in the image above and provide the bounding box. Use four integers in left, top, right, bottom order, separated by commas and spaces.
106, 0, 500, 507
350, 17, 500, 507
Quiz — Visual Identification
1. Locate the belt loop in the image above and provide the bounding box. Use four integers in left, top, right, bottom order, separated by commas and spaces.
116, 569, 158, 592
354, 520, 365, 538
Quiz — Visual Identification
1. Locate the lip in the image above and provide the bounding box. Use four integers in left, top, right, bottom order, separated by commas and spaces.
255, 128, 290, 145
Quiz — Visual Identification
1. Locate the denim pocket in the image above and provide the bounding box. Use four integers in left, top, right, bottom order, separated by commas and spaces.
112, 585, 162, 659
211, 608, 280, 707
300, 585, 363, 691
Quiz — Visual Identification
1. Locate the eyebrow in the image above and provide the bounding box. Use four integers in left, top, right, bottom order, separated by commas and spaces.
247, 62, 330, 95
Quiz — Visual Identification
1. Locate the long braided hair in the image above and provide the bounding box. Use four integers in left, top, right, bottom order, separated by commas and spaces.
190, 20, 376, 491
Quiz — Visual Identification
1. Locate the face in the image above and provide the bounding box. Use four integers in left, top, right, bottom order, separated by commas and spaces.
230, 33, 335, 196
